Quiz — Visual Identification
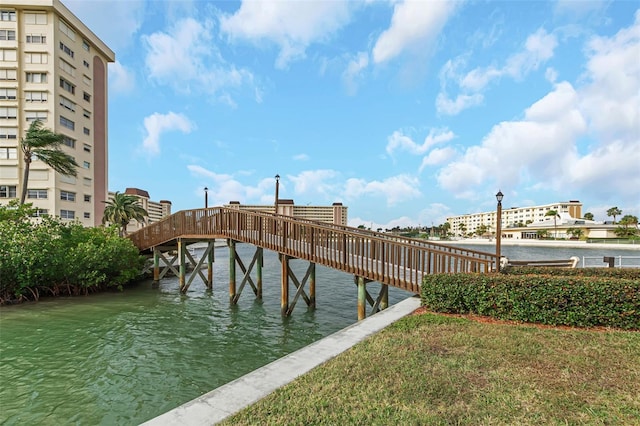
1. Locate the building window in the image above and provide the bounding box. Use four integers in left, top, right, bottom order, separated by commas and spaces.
0, 185, 17, 198
0, 30, 16, 41
27, 189, 47, 199
83, 60, 90, 68
82, 75, 91, 86
83, 161, 90, 169
26, 34, 46, 44
59, 96, 75, 112
83, 92, 91, 102
60, 190, 76, 201
59, 19, 76, 41
83, 110, 91, 119
83, 212, 90, 219
83, 144, 91, 153
62, 136, 76, 148
24, 12, 47, 25
26, 72, 47, 83
83, 177, 91, 186
59, 42, 74, 58
84, 194, 91, 202
0, 147, 17, 159
60, 209, 75, 219
0, 69, 17, 81
60, 78, 75, 94
31, 208, 48, 217
25, 111, 47, 122
0, 88, 17, 100
59, 59, 75, 77
24, 52, 47, 64
0, 127, 17, 139
83, 127, 90, 135
1, 10, 17, 21
60, 116, 75, 130
0, 107, 17, 119
25, 91, 48, 102
0, 49, 17, 61
82, 40, 90, 51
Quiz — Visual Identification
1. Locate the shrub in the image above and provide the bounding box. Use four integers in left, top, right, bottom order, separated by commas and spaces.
421, 273, 640, 330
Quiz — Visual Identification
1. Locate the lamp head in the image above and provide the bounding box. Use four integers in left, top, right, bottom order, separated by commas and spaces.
496, 190, 504, 203
275, 174, 280, 182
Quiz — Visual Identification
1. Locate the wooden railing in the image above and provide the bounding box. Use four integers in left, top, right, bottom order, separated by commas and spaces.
128, 207, 496, 294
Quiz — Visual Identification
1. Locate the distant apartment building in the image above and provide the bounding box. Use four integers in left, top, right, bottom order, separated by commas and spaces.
225, 200, 348, 226
447, 201, 583, 237
0, 0, 114, 226
108, 188, 172, 233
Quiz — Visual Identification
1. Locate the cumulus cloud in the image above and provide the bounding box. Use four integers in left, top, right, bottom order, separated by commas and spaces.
219, 1, 353, 68
108, 61, 135, 93
386, 128, 455, 156
142, 18, 255, 100
288, 170, 341, 197
342, 51, 369, 95
437, 28, 558, 115
372, 0, 458, 64
142, 112, 195, 155
187, 165, 275, 206
344, 174, 421, 206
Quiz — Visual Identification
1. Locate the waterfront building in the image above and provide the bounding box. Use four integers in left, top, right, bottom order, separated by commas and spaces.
0, 0, 114, 226
107, 188, 172, 233
446, 200, 627, 240
225, 200, 348, 226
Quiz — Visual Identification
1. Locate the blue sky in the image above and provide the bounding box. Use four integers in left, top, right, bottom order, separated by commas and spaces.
64, 0, 639, 229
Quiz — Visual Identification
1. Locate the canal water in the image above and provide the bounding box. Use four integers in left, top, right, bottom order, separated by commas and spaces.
1, 243, 637, 425
0, 244, 413, 425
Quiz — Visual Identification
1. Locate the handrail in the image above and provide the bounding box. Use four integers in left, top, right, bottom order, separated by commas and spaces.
128, 207, 495, 293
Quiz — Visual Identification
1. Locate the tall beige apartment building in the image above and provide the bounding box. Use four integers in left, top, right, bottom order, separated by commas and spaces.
225, 200, 348, 226
0, 0, 114, 226
108, 188, 172, 234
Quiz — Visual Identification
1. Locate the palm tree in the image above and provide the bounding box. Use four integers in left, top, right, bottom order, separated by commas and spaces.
607, 207, 622, 224
545, 209, 560, 239
102, 192, 148, 236
583, 212, 594, 221
19, 120, 78, 204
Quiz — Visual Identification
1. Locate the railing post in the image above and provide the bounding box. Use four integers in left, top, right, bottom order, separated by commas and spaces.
357, 275, 366, 320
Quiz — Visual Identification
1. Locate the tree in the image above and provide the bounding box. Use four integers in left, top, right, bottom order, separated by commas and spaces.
20, 120, 78, 204
583, 212, 594, 221
607, 207, 622, 224
458, 223, 467, 237
614, 215, 639, 238
545, 210, 560, 239
567, 228, 584, 240
102, 192, 147, 236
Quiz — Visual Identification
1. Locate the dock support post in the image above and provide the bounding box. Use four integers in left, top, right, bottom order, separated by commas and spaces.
357, 276, 366, 320
178, 239, 186, 293
152, 248, 160, 288
206, 240, 214, 290
257, 248, 263, 299
281, 254, 289, 316
229, 240, 236, 302
380, 284, 388, 310
309, 263, 316, 309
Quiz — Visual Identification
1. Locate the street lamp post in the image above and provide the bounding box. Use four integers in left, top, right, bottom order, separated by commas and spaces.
204, 187, 208, 209
274, 174, 280, 214
495, 190, 504, 272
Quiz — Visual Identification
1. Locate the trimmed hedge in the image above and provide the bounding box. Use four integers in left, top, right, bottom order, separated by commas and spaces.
501, 266, 640, 280
421, 273, 640, 330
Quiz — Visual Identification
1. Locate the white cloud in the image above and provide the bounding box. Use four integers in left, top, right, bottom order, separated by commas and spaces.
372, 0, 458, 64
219, 1, 353, 69
386, 128, 455, 156
418, 147, 457, 171
344, 174, 421, 206
187, 165, 274, 206
342, 51, 369, 95
437, 28, 558, 115
293, 154, 310, 161
142, 112, 195, 155
288, 170, 341, 197
143, 18, 255, 99
108, 61, 135, 93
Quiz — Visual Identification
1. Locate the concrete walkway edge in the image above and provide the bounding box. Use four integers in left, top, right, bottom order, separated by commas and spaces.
141, 296, 422, 426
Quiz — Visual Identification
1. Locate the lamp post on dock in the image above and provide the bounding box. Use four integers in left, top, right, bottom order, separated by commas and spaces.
204, 187, 208, 209
495, 190, 503, 272
274, 174, 280, 215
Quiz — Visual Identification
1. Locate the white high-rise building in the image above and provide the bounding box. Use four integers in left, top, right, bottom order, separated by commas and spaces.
0, 0, 114, 225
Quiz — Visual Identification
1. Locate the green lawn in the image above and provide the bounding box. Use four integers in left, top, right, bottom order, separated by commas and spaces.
221, 313, 640, 425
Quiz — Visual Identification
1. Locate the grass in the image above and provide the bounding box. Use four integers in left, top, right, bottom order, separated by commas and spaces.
221, 313, 640, 425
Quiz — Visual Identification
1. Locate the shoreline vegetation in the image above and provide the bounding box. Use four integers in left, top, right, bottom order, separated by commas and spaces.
440, 237, 640, 250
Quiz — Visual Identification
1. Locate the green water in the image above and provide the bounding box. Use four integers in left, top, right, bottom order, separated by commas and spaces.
0, 245, 411, 424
